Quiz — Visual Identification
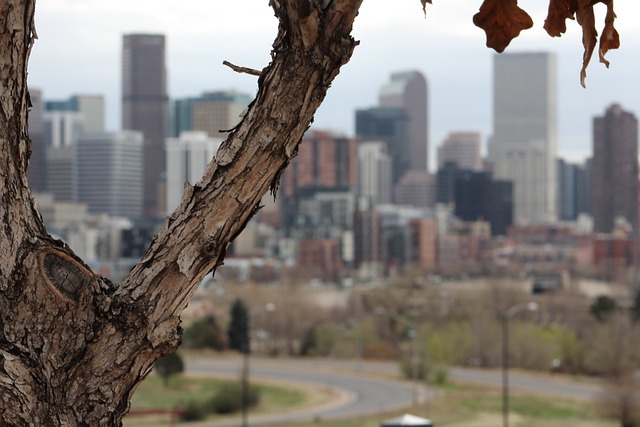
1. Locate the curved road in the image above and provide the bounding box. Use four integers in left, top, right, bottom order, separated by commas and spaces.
186, 356, 604, 426
187, 356, 418, 426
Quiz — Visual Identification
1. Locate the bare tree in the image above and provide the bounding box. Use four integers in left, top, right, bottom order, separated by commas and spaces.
0, 0, 621, 425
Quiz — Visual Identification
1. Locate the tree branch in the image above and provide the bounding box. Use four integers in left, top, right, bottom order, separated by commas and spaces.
222, 60, 262, 76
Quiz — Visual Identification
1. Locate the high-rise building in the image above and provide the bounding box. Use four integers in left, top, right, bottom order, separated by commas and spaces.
394, 170, 435, 208
122, 34, 169, 217
28, 88, 46, 192
172, 91, 252, 138
47, 147, 74, 202
490, 52, 557, 224
75, 131, 143, 218
557, 158, 591, 222
357, 141, 392, 205
43, 111, 84, 148
282, 130, 357, 198
436, 161, 460, 205
379, 71, 428, 171
437, 132, 482, 171
355, 107, 410, 187
45, 95, 105, 133
454, 171, 513, 236
165, 131, 223, 213
591, 104, 638, 233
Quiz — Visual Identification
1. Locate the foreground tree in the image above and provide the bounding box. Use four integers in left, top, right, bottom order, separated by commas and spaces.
0, 0, 621, 425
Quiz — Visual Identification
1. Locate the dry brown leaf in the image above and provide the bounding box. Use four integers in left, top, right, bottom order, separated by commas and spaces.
420, 0, 432, 15
573, 0, 620, 87
599, 0, 620, 67
544, 0, 577, 37
473, 0, 533, 53
576, 2, 597, 87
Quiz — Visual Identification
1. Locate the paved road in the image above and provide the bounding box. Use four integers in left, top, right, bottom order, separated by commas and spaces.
187, 356, 419, 426
186, 356, 604, 426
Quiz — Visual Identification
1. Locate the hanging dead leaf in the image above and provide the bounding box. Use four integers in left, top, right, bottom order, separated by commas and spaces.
576, 3, 596, 87
544, 0, 576, 37
599, 0, 620, 67
420, 0, 432, 15
473, 0, 533, 53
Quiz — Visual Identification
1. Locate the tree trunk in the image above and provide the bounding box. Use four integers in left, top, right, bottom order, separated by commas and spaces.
0, 0, 362, 424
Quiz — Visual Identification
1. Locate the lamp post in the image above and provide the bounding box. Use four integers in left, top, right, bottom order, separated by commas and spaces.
502, 302, 539, 427
242, 302, 275, 427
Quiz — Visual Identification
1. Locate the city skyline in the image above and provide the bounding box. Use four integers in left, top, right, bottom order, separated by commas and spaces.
27, 1, 640, 171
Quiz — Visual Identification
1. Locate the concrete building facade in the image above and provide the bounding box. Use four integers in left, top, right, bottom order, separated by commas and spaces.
490, 52, 557, 225
165, 131, 223, 213
591, 104, 638, 233
75, 131, 144, 218
122, 33, 169, 216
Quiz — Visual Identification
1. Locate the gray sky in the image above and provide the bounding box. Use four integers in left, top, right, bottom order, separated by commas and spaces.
28, 1, 640, 171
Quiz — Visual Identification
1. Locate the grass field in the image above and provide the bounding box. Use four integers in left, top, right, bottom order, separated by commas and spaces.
123, 372, 334, 426
123, 371, 616, 427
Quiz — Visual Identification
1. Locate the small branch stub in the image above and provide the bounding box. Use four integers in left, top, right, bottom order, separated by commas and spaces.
222, 60, 262, 76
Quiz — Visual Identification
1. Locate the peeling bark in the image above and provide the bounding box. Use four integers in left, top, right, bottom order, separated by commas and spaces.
0, 0, 362, 424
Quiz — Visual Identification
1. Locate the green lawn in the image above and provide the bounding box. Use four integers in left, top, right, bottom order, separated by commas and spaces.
124, 372, 325, 426
124, 372, 615, 427
280, 383, 612, 427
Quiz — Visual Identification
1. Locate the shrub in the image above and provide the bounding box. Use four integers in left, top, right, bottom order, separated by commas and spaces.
180, 401, 207, 421
183, 315, 227, 350
210, 382, 260, 414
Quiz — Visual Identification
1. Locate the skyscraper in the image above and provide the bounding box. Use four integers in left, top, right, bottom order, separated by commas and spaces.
45, 94, 105, 133
75, 131, 143, 218
27, 88, 46, 193
165, 131, 222, 213
357, 141, 392, 205
379, 71, 428, 171
355, 107, 410, 186
591, 104, 638, 233
122, 34, 169, 217
437, 132, 482, 171
282, 130, 357, 198
557, 158, 590, 222
454, 171, 513, 236
490, 52, 557, 224
172, 91, 252, 138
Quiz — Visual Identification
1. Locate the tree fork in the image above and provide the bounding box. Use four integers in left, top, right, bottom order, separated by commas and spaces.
0, 0, 362, 424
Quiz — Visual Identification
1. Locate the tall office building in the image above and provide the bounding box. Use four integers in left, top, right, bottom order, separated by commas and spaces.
357, 141, 392, 206
282, 130, 357, 198
43, 109, 84, 202
490, 52, 557, 224
355, 107, 410, 187
379, 71, 428, 171
172, 91, 252, 138
45, 94, 105, 133
454, 171, 513, 236
75, 131, 143, 218
591, 104, 638, 233
165, 131, 223, 213
122, 34, 169, 217
437, 132, 482, 171
557, 158, 591, 222
28, 88, 46, 192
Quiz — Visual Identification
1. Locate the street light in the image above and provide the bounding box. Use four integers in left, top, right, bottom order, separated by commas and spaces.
502, 302, 539, 427
242, 302, 275, 427
375, 307, 420, 407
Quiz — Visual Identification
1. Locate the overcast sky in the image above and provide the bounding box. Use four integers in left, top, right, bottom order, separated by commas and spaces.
28, 1, 640, 171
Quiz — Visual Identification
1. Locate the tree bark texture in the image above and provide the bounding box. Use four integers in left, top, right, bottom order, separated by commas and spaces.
0, 0, 362, 424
